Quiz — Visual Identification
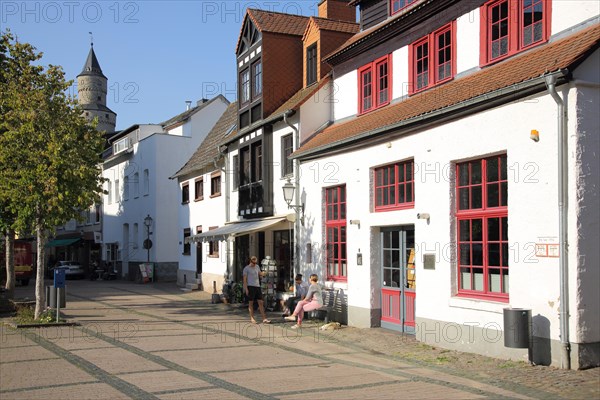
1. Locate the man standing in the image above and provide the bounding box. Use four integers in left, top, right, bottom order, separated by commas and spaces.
243, 256, 270, 324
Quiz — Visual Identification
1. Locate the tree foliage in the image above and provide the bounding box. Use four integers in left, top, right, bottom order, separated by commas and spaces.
0, 31, 105, 317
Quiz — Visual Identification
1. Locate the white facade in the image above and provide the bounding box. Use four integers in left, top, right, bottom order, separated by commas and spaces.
101, 97, 229, 280
297, 1, 599, 369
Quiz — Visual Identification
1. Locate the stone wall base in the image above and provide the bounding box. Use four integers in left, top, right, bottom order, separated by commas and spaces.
415, 317, 600, 370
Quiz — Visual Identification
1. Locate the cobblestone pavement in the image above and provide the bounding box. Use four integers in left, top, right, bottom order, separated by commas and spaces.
1, 280, 598, 400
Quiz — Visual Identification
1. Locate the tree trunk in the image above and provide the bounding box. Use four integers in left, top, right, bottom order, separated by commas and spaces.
4, 230, 15, 299
34, 223, 46, 320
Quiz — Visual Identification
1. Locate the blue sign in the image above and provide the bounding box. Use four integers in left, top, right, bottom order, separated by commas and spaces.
54, 268, 66, 289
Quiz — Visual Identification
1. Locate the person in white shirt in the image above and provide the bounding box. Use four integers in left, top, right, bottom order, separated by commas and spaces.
242, 256, 270, 324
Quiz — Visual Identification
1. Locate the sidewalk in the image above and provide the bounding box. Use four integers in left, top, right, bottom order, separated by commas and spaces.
0, 280, 598, 400
186, 288, 599, 399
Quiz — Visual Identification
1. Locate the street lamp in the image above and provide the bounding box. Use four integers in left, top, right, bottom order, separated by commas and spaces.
143, 214, 153, 263
282, 178, 304, 225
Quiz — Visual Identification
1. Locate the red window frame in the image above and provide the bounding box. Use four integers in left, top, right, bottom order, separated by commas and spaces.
358, 54, 392, 115
390, 0, 418, 15
456, 155, 508, 302
409, 22, 456, 94
480, 0, 551, 66
374, 160, 415, 211
325, 185, 347, 282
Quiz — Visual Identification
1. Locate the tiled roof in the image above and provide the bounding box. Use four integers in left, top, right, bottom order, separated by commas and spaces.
268, 77, 332, 119
310, 16, 360, 35
235, 9, 310, 56
295, 23, 600, 158
247, 9, 310, 36
171, 102, 238, 179
161, 96, 225, 129
324, 0, 433, 62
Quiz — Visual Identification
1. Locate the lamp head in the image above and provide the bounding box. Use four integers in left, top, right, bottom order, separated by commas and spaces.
144, 214, 153, 227
282, 178, 295, 207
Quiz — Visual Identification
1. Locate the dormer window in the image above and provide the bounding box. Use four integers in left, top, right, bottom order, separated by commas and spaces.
306, 43, 317, 86
253, 62, 262, 98
240, 69, 250, 104
391, 0, 417, 15
358, 54, 392, 114
480, 0, 550, 65
409, 22, 456, 94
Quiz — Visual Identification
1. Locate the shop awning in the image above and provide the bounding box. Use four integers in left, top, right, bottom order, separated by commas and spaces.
186, 215, 293, 243
45, 238, 81, 247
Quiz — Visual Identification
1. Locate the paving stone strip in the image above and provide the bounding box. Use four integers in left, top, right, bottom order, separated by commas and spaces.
0, 380, 99, 395
2, 328, 159, 399
67, 290, 543, 400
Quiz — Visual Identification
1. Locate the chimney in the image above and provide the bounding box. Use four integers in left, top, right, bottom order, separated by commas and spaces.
185, 100, 192, 110
318, 0, 356, 22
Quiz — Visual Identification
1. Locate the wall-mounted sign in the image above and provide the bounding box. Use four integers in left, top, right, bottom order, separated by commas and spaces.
536, 237, 559, 258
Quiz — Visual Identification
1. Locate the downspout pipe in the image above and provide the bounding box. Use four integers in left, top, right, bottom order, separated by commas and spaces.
283, 110, 300, 279
545, 74, 571, 370
215, 146, 231, 282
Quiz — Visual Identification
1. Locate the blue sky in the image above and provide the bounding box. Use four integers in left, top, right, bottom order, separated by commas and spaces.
2, 1, 321, 130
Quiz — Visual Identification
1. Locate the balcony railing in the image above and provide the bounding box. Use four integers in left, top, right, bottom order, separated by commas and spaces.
238, 181, 271, 217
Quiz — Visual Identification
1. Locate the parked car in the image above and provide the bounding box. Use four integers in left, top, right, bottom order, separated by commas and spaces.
47, 261, 85, 279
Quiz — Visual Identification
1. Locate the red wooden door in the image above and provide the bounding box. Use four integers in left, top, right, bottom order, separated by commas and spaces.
381, 228, 415, 333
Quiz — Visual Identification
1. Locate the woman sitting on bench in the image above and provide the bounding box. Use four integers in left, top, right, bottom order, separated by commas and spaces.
284, 274, 323, 329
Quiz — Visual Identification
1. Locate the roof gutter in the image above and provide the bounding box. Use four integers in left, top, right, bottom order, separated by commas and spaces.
292, 70, 570, 161
545, 73, 571, 370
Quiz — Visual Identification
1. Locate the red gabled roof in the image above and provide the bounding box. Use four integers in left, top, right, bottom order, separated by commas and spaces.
295, 23, 600, 158
311, 16, 360, 34
302, 16, 359, 42
248, 9, 309, 35
235, 9, 310, 55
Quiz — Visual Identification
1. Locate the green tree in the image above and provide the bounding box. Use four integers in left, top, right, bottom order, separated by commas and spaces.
0, 31, 105, 319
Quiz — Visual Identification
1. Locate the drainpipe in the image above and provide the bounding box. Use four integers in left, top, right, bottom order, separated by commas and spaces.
214, 146, 231, 281
283, 110, 300, 279
545, 74, 571, 370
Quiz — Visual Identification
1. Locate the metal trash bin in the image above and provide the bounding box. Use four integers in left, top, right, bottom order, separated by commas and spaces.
503, 308, 531, 348
45, 285, 66, 308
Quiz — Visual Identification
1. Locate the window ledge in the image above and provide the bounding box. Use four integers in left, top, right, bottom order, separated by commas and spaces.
324, 281, 348, 291
194, 198, 204, 202
210, 193, 222, 199
448, 296, 508, 314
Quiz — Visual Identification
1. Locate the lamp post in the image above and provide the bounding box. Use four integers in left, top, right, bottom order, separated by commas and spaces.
282, 178, 304, 281
143, 214, 153, 263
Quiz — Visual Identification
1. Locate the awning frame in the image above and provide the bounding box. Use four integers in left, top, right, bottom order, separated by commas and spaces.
45, 238, 81, 248
185, 215, 294, 243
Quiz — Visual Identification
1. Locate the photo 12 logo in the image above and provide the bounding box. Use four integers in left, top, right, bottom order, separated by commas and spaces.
200, 1, 317, 24
1, 2, 140, 24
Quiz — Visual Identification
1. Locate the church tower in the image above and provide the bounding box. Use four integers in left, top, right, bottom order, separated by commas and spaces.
77, 44, 117, 134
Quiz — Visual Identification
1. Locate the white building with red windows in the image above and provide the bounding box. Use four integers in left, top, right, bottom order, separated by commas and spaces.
292, 0, 599, 369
